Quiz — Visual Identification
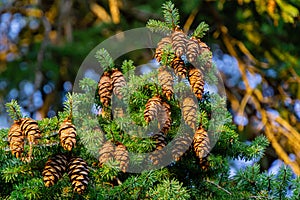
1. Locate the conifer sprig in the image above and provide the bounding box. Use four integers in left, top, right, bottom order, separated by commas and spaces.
146, 19, 171, 35
5, 100, 23, 120
95, 48, 114, 71
193, 22, 210, 38
162, 1, 180, 29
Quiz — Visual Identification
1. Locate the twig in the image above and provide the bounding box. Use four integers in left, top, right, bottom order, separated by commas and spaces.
206, 179, 232, 195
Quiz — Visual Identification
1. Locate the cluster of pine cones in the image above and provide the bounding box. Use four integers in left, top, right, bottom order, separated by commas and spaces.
146, 27, 212, 167
8, 118, 41, 160
42, 154, 89, 194
98, 141, 129, 173
98, 69, 126, 107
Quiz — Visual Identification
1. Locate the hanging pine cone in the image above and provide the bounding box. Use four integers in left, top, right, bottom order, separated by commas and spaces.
182, 95, 198, 130
111, 69, 126, 99
188, 67, 205, 99
58, 119, 76, 151
98, 141, 115, 166
152, 132, 167, 150
98, 71, 113, 107
158, 66, 174, 100
154, 36, 172, 62
171, 27, 187, 58
158, 102, 171, 134
172, 134, 193, 161
144, 96, 162, 123
8, 121, 24, 158
186, 36, 201, 64
193, 126, 210, 160
42, 154, 69, 187
20, 118, 41, 144
67, 157, 89, 194
170, 57, 187, 78
114, 143, 129, 172
149, 132, 167, 165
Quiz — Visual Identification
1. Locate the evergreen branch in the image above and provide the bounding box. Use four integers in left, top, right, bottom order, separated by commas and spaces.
146, 19, 171, 35
5, 100, 23, 120
95, 48, 114, 71
121, 60, 135, 76
162, 1, 180, 29
193, 22, 209, 38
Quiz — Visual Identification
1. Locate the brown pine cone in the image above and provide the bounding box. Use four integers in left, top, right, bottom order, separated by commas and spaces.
182, 95, 198, 130
42, 154, 69, 187
111, 69, 126, 99
193, 126, 210, 159
8, 121, 24, 158
186, 36, 201, 64
67, 157, 89, 194
188, 67, 205, 99
158, 102, 171, 134
20, 118, 41, 144
172, 134, 193, 161
170, 57, 187, 78
114, 144, 129, 172
58, 119, 77, 151
158, 67, 174, 100
98, 141, 115, 165
144, 96, 162, 123
171, 27, 187, 57
98, 71, 113, 107
155, 36, 172, 62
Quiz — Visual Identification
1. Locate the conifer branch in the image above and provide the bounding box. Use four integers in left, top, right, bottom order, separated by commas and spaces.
5, 100, 23, 120
146, 19, 171, 35
162, 1, 180, 29
193, 22, 209, 38
95, 48, 114, 71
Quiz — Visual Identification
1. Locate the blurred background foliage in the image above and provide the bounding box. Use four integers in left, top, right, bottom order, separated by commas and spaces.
0, 0, 300, 173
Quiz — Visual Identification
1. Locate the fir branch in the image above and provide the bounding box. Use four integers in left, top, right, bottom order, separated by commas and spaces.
146, 19, 171, 35
160, 44, 175, 66
121, 60, 135, 76
5, 100, 23, 120
193, 22, 209, 38
95, 48, 114, 71
162, 1, 180, 29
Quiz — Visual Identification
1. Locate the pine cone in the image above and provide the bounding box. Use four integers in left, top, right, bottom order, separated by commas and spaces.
149, 132, 167, 165
193, 127, 210, 159
144, 96, 162, 123
171, 27, 187, 57
98, 71, 113, 107
67, 157, 89, 194
170, 57, 187, 78
172, 134, 193, 161
186, 37, 201, 64
114, 144, 129, 172
111, 69, 126, 99
8, 121, 24, 158
42, 154, 69, 187
188, 67, 205, 99
152, 132, 167, 150
20, 118, 41, 144
98, 141, 115, 165
58, 119, 76, 151
158, 102, 171, 134
182, 95, 198, 130
158, 67, 174, 101
155, 36, 172, 62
